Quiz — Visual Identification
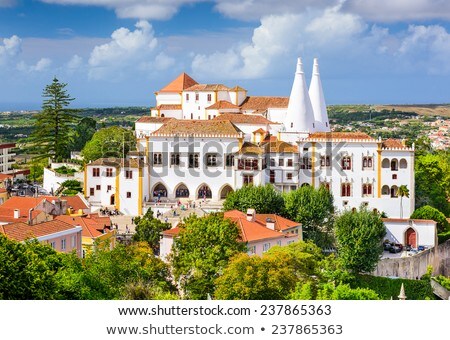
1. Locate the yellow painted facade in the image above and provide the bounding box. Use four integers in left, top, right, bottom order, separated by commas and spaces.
115, 169, 120, 211
81, 230, 116, 256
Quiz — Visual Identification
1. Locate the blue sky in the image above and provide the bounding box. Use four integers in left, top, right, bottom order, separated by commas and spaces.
1, 0, 450, 109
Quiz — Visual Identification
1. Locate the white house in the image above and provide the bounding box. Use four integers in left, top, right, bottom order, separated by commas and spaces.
83, 57, 416, 219
383, 218, 437, 249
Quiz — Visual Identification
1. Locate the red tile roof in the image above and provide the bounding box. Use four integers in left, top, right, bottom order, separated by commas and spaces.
0, 143, 15, 149
0, 174, 14, 181
267, 140, 298, 153
0, 207, 43, 223
206, 100, 240, 110
213, 113, 276, 125
185, 84, 230, 91
136, 116, 174, 123
55, 214, 112, 238
306, 132, 374, 141
152, 119, 242, 137
240, 96, 289, 110
159, 73, 198, 93
382, 218, 436, 223
0, 220, 78, 242
162, 211, 299, 243
154, 104, 182, 110
382, 139, 407, 149
0, 195, 88, 213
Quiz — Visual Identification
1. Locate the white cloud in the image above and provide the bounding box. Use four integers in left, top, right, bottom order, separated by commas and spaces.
192, 6, 365, 79
67, 54, 83, 69
40, 0, 206, 20
343, 0, 450, 22
17, 57, 53, 72
0, 35, 22, 64
214, 0, 338, 21
88, 20, 158, 79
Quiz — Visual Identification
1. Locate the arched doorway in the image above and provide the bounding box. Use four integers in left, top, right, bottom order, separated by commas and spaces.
301, 183, 310, 187
110, 194, 115, 205
152, 183, 168, 198
405, 227, 417, 248
220, 185, 233, 199
175, 183, 189, 198
197, 184, 212, 199
390, 185, 398, 198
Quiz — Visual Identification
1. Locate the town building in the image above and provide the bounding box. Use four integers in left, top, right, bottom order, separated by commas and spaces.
0, 143, 15, 173
160, 208, 300, 260
0, 220, 83, 257
383, 218, 437, 249
55, 214, 116, 257
84, 57, 415, 219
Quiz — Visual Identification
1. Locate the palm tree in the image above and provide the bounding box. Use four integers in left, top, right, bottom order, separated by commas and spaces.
397, 185, 410, 219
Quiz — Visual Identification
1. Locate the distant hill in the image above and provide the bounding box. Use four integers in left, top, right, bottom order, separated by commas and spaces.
373, 104, 450, 117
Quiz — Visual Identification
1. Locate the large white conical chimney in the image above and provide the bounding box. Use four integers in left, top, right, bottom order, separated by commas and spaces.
309, 58, 330, 132
284, 58, 315, 134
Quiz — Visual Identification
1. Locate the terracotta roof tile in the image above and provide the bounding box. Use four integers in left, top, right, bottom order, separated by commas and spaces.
206, 100, 240, 110
0, 195, 88, 213
55, 214, 112, 238
0, 143, 15, 149
154, 104, 182, 110
266, 140, 298, 153
159, 73, 198, 93
382, 138, 407, 149
382, 218, 436, 224
137, 116, 172, 123
0, 174, 14, 181
151, 119, 242, 137
185, 84, 230, 91
236, 142, 266, 155
0, 207, 43, 223
306, 132, 374, 141
88, 158, 122, 167
0, 220, 78, 242
240, 96, 289, 110
213, 113, 277, 125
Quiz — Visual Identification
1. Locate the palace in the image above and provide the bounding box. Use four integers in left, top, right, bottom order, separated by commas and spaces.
84, 58, 415, 219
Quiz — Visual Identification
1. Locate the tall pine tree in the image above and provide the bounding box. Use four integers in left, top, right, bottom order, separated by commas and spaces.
29, 78, 78, 161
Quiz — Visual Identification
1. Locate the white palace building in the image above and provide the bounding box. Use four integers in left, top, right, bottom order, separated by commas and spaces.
84, 58, 415, 219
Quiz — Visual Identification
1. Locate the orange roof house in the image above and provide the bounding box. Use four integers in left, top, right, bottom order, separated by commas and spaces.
158, 73, 198, 93
160, 209, 301, 259
0, 220, 83, 257
55, 214, 116, 254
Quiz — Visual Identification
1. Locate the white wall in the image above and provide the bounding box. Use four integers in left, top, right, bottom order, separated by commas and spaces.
384, 220, 436, 248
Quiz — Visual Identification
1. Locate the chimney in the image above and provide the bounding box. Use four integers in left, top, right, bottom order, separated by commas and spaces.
266, 217, 276, 230
13, 209, 20, 219
246, 209, 256, 222
28, 208, 34, 225
61, 200, 68, 215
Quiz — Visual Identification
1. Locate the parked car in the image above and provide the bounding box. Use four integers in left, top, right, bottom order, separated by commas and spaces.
389, 244, 403, 253
418, 245, 427, 251
383, 242, 393, 251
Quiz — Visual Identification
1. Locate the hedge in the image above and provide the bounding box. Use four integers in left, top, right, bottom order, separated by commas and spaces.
349, 275, 435, 300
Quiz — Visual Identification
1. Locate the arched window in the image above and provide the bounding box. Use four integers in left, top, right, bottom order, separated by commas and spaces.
363, 156, 373, 169
382, 158, 390, 168
197, 184, 212, 199
390, 185, 398, 198
160, 113, 165, 117
341, 156, 352, 170
362, 184, 373, 196
220, 185, 234, 199
153, 183, 167, 198
341, 183, 351, 197
382, 185, 390, 195
175, 183, 189, 198
391, 158, 398, 171
399, 159, 407, 169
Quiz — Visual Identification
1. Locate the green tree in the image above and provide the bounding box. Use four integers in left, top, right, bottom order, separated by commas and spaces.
411, 205, 449, 233
70, 117, 97, 151
316, 283, 379, 300
283, 185, 335, 248
28, 159, 47, 183
81, 126, 136, 162
397, 185, 410, 219
133, 209, 171, 255
215, 241, 323, 300
222, 184, 284, 214
171, 213, 246, 299
415, 153, 450, 216
61, 179, 83, 196
334, 206, 386, 273
28, 78, 78, 161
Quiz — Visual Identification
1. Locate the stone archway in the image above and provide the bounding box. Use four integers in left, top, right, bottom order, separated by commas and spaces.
405, 227, 417, 248
175, 183, 190, 198
220, 185, 233, 200
197, 184, 212, 199
110, 194, 115, 205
